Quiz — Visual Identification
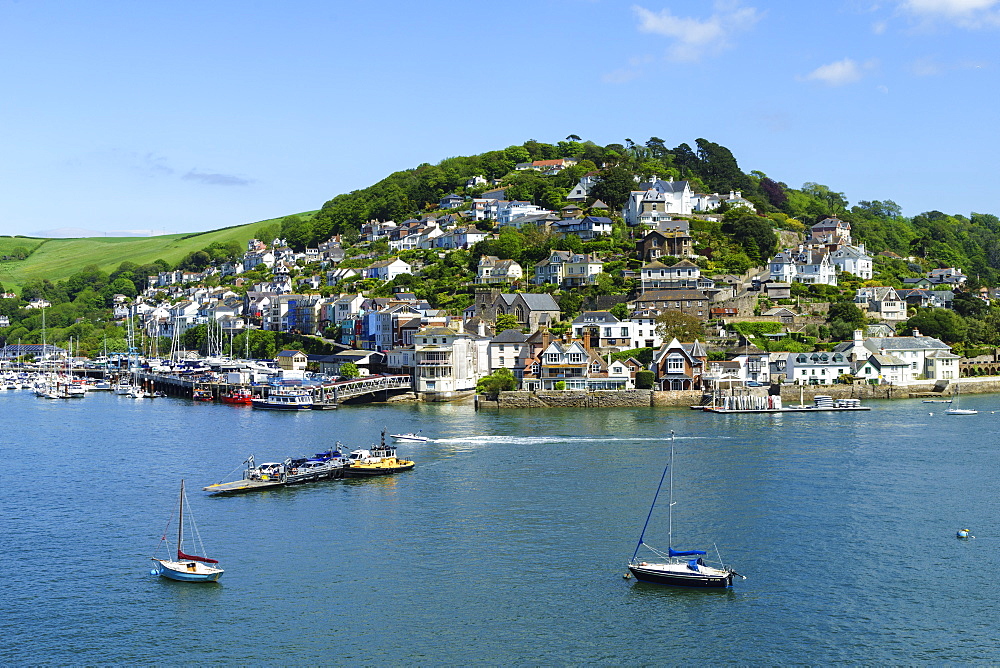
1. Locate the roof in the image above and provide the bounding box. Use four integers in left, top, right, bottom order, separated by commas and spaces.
866, 336, 950, 351
491, 329, 529, 343
573, 311, 619, 324
277, 350, 306, 357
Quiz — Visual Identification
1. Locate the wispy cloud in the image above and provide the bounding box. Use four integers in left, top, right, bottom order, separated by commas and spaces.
909, 56, 990, 75
800, 58, 877, 86
182, 170, 254, 186
631, 1, 762, 62
896, 0, 1000, 27
601, 55, 654, 84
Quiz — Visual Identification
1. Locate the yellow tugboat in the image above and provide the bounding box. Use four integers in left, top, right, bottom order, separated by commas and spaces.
346, 430, 416, 476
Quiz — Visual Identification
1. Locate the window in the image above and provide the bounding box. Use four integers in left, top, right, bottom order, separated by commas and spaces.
667, 356, 684, 372
621, 327, 629, 337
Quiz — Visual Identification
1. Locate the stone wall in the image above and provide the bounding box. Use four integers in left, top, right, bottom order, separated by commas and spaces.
481, 390, 654, 409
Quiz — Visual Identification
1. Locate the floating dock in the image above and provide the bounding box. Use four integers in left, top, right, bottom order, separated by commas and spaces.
700, 395, 870, 414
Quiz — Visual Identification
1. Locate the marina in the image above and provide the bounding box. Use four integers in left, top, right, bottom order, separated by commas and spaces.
5, 389, 1000, 664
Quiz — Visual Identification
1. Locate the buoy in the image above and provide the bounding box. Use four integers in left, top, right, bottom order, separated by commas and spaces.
623, 572, 631, 579
957, 528, 972, 539
150, 569, 159, 575
929, 412, 933, 416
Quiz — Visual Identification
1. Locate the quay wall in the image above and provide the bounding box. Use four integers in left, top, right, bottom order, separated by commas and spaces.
478, 390, 702, 409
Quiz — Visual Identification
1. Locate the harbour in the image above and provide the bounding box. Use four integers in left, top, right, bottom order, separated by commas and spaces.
5, 390, 1000, 664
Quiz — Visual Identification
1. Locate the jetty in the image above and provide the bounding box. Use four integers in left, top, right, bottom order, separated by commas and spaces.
139, 372, 413, 405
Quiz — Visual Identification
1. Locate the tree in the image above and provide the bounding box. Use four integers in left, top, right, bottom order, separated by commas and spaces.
495, 313, 520, 333
655, 310, 704, 341
588, 166, 634, 211
721, 210, 776, 263
610, 302, 631, 320
903, 308, 967, 344
477, 368, 517, 397
340, 362, 360, 379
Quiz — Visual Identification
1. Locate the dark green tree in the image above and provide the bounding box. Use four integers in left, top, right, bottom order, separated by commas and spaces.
588, 166, 634, 211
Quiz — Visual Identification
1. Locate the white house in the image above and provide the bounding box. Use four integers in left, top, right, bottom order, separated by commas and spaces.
863, 329, 958, 381
831, 245, 873, 280
624, 179, 693, 225
365, 258, 412, 281
533, 251, 603, 287
785, 351, 851, 385
855, 286, 907, 322
413, 325, 489, 400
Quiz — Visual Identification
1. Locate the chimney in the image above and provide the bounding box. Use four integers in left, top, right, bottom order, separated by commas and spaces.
912, 328, 921, 338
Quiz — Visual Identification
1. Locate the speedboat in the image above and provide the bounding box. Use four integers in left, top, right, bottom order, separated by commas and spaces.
390, 431, 429, 443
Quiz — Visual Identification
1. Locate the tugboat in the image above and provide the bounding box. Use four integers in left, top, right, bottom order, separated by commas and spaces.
346, 430, 415, 476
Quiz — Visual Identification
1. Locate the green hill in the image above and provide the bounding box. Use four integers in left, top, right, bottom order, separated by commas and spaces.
0, 213, 313, 293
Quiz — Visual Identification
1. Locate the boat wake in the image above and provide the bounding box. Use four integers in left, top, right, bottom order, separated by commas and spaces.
433, 435, 727, 446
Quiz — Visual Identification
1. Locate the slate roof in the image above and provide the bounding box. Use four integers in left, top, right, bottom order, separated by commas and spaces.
866, 336, 950, 351
491, 329, 529, 343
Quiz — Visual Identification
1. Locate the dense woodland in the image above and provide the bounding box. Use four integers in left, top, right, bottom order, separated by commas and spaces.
3, 135, 1000, 358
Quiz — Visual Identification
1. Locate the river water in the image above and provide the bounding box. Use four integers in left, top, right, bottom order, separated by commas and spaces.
3, 389, 1000, 664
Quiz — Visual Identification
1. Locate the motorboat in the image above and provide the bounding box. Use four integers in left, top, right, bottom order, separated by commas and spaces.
346, 431, 415, 476
390, 431, 429, 443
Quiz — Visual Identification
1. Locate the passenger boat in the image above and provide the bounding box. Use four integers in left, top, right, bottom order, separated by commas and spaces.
220, 388, 253, 405
390, 431, 429, 443
627, 433, 743, 588
151, 479, 224, 582
346, 431, 415, 476
251, 386, 314, 410
192, 387, 214, 402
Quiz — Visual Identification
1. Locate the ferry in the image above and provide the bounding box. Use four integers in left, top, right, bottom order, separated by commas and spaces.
251, 386, 314, 410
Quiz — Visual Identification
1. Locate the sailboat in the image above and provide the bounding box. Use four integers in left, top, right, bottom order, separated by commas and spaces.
150, 480, 224, 582
945, 382, 977, 415
627, 433, 743, 588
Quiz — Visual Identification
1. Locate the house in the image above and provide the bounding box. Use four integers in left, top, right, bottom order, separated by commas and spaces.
785, 352, 851, 385
481, 292, 561, 332
365, 258, 412, 281
831, 245, 873, 279
763, 282, 791, 299
438, 194, 464, 209
515, 158, 577, 174
566, 173, 599, 201
533, 251, 603, 287
863, 329, 958, 381
635, 226, 694, 261
927, 267, 967, 285
487, 329, 531, 380
639, 259, 705, 291
553, 215, 613, 241
633, 290, 714, 319
808, 217, 852, 246
624, 179, 693, 225
768, 248, 837, 286
413, 326, 489, 400
651, 337, 708, 390
729, 342, 770, 385
854, 353, 911, 385
519, 339, 625, 391
854, 286, 907, 322
276, 350, 308, 371
572, 312, 637, 351
476, 256, 523, 284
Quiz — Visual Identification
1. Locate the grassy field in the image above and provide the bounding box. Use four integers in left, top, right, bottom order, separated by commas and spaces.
0, 212, 316, 292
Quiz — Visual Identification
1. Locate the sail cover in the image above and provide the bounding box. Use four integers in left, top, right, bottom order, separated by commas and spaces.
669, 548, 707, 557
177, 549, 219, 564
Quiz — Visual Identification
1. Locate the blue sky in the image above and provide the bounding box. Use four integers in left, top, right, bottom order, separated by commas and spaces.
1, 0, 997, 237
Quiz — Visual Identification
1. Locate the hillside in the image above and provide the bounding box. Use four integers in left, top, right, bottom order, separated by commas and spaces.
0, 213, 314, 292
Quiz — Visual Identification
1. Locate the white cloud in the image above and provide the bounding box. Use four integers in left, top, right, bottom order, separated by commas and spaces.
802, 58, 867, 86
602, 68, 642, 84
897, 0, 1000, 27
632, 1, 762, 62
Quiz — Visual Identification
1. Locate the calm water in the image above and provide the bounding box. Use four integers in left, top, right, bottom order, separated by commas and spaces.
4, 389, 1000, 664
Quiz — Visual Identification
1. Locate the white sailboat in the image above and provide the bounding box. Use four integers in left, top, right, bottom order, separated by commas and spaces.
151, 480, 224, 582
945, 381, 977, 415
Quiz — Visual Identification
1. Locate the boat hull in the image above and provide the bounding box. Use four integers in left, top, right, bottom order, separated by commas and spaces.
152, 559, 223, 582
345, 461, 415, 476
628, 564, 732, 588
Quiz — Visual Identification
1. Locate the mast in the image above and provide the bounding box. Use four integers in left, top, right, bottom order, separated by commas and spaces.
631, 430, 675, 563
667, 431, 675, 554
177, 479, 185, 558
